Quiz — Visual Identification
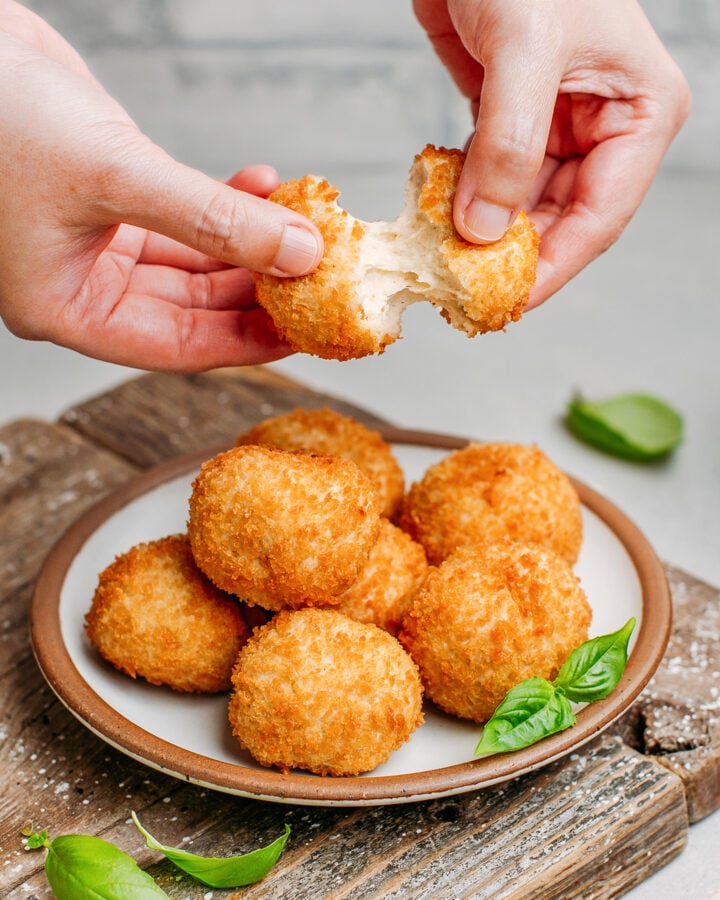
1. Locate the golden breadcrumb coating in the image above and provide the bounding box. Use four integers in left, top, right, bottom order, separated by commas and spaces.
253, 145, 539, 360
228, 608, 424, 775
187, 444, 382, 611
84, 533, 253, 693
400, 541, 592, 723
411, 146, 538, 333
237, 406, 404, 519
398, 442, 583, 566
333, 519, 428, 636
256, 176, 374, 360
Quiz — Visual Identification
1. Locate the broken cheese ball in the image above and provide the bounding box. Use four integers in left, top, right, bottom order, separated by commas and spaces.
253, 145, 540, 361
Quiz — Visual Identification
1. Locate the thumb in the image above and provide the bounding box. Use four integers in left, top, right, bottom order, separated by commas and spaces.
103, 142, 324, 276
453, 35, 562, 243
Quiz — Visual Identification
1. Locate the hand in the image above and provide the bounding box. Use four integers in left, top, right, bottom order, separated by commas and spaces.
414, 0, 691, 307
0, 2, 323, 370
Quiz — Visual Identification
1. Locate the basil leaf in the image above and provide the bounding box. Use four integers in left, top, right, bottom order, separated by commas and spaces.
566, 392, 683, 460
474, 677, 576, 756
45, 834, 168, 899
23, 829, 50, 850
554, 618, 636, 702
131, 813, 290, 889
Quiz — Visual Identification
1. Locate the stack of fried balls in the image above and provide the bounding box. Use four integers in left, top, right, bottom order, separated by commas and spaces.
85, 406, 591, 778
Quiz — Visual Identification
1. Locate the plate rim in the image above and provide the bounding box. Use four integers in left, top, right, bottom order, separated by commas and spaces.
30, 427, 672, 806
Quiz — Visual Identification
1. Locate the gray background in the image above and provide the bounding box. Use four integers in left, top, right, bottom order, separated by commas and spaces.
14, 1, 720, 193
2, 3, 719, 896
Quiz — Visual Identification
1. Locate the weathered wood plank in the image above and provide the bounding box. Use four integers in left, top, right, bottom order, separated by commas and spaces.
59, 368, 390, 468
0, 418, 142, 893
613, 565, 720, 823
224, 736, 685, 900
0, 419, 139, 596
3, 734, 687, 900
0, 418, 137, 686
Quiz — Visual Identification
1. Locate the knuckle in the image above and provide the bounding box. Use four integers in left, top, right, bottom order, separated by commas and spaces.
482, 127, 545, 185
195, 192, 286, 269
189, 272, 213, 310
175, 307, 201, 365
194, 193, 240, 261
193, 194, 281, 268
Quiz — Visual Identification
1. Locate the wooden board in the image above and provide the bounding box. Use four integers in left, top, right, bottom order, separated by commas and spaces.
612, 565, 720, 823
59, 369, 389, 468
2, 367, 717, 898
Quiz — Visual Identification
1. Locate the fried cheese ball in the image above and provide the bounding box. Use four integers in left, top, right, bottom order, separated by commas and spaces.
253, 145, 539, 360
237, 407, 404, 519
187, 444, 382, 611
400, 541, 592, 723
228, 608, 424, 775
85, 534, 254, 693
398, 442, 583, 566
333, 519, 428, 636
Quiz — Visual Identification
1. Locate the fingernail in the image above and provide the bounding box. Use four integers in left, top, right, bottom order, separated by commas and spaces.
461, 200, 514, 243
273, 225, 323, 276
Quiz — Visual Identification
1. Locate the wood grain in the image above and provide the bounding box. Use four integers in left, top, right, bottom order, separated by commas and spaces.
1, 367, 715, 898
613, 565, 720, 823
59, 369, 389, 468
0, 419, 141, 893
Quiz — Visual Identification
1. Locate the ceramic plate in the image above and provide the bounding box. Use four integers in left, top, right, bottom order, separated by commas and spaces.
31, 428, 671, 806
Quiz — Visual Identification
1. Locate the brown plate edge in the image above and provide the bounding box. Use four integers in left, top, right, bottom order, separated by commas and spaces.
30, 431, 672, 806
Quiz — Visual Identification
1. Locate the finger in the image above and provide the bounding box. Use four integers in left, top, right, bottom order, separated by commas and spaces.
37, 227, 291, 369
525, 155, 562, 211
119, 303, 293, 370
101, 141, 324, 277
126, 263, 258, 311
413, 0, 454, 34
413, 0, 485, 99
138, 166, 281, 272
527, 132, 664, 309
138, 233, 232, 272
63, 299, 293, 371
453, 31, 564, 243
225, 164, 280, 198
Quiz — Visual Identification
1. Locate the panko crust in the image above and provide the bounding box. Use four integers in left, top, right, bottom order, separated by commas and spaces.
333, 519, 429, 636
84, 533, 252, 693
413, 145, 539, 334
400, 541, 592, 723
252, 145, 539, 361
187, 444, 382, 610
254, 176, 384, 360
237, 406, 405, 519
228, 608, 424, 775
398, 442, 583, 566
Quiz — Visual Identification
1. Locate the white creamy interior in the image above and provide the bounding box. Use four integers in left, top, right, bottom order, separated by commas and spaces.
355, 170, 476, 336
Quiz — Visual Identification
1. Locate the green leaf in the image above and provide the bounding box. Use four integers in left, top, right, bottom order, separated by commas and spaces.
554, 618, 636, 703
23, 829, 51, 850
566, 392, 683, 461
474, 677, 576, 756
45, 834, 168, 899
131, 813, 290, 889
